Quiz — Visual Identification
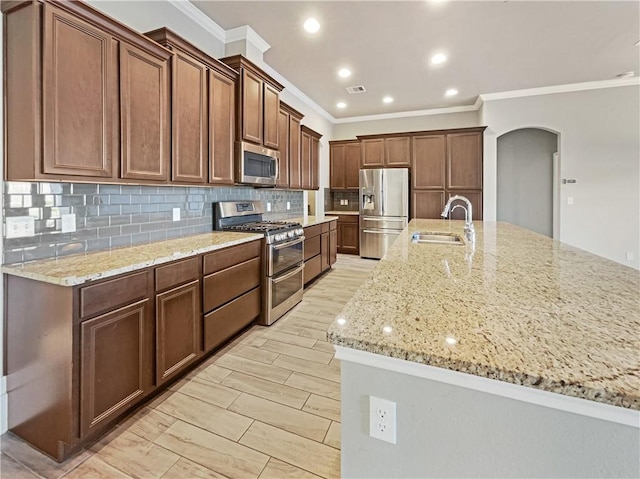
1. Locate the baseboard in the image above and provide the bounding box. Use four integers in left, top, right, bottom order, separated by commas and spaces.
0, 375, 7, 434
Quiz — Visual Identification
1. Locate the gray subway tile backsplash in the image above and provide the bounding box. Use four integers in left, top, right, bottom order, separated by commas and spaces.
3, 182, 305, 264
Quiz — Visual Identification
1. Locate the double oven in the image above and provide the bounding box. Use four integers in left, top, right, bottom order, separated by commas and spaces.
214, 201, 304, 325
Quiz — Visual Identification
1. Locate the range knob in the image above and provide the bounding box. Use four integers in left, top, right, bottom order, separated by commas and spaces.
288, 231, 294, 238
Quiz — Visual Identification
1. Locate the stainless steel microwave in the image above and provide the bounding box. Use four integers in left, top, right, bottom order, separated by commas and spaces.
235, 141, 279, 186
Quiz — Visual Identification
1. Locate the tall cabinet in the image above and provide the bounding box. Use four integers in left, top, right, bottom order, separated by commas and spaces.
277, 102, 304, 189
301, 125, 322, 190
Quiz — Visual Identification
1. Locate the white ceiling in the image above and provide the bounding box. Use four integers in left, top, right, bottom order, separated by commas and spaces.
192, 1, 640, 119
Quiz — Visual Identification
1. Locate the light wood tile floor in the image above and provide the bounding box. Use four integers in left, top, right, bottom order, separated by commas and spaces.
1, 254, 377, 479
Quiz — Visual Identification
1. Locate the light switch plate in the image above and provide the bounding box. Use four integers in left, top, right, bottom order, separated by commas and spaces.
5, 216, 35, 238
266, 202, 272, 212
61, 214, 76, 233
173, 208, 181, 221
286, 201, 291, 210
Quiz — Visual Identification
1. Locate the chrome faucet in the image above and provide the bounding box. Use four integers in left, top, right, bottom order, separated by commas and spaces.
441, 195, 475, 243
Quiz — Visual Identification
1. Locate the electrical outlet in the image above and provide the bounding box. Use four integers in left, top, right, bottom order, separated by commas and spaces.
61, 214, 76, 233
369, 396, 396, 444
626, 252, 634, 261
567, 197, 574, 205
286, 201, 291, 210
5, 216, 35, 238
266, 202, 272, 212
173, 208, 180, 221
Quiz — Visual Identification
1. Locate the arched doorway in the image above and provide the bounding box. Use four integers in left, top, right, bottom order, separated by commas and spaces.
497, 128, 559, 238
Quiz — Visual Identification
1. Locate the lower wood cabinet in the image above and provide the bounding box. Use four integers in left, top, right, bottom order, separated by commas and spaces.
204, 287, 261, 352
304, 220, 337, 285
337, 215, 360, 255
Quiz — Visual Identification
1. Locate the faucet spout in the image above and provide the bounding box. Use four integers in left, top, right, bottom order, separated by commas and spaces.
441, 195, 475, 243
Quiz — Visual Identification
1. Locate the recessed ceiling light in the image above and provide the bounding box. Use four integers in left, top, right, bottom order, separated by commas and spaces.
616, 71, 635, 79
383, 96, 394, 104
338, 68, 351, 78
431, 53, 447, 64
303, 18, 320, 34
336, 102, 346, 109
445, 88, 458, 97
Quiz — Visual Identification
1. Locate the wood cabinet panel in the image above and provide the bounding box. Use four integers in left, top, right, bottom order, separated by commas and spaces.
344, 142, 361, 189
277, 109, 290, 187
204, 287, 261, 353
156, 280, 201, 384
155, 257, 199, 292
263, 84, 279, 150
337, 222, 359, 254
412, 135, 446, 189
203, 240, 261, 275
203, 257, 261, 312
209, 69, 235, 184
412, 190, 446, 219
330, 143, 346, 189
447, 190, 483, 220
304, 235, 321, 261
171, 51, 207, 183
288, 115, 302, 189
120, 43, 170, 181
304, 254, 322, 285
330, 141, 360, 189
329, 228, 338, 265
304, 224, 323, 240
311, 136, 320, 190
321, 232, 330, 271
80, 271, 149, 319
43, 5, 115, 178
385, 137, 411, 167
240, 69, 263, 145
300, 129, 312, 189
361, 138, 384, 168
447, 131, 483, 189
80, 299, 151, 435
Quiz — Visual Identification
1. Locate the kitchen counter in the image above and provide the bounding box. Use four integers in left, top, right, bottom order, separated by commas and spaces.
325, 210, 359, 216
293, 215, 339, 227
328, 219, 640, 410
2, 231, 262, 286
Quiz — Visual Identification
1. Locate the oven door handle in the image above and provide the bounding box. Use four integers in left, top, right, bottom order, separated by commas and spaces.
272, 236, 305, 250
272, 263, 305, 284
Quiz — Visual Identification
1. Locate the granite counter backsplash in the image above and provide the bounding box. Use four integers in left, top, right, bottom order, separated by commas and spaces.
3, 182, 303, 264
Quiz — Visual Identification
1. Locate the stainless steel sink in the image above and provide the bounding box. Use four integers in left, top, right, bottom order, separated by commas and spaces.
411, 232, 464, 245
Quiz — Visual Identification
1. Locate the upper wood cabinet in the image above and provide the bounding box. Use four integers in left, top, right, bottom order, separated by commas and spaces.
447, 131, 483, 190
3, 0, 173, 184
330, 140, 360, 189
278, 102, 304, 188
145, 28, 238, 186
360, 135, 411, 168
221, 55, 284, 150
412, 134, 446, 189
301, 125, 322, 190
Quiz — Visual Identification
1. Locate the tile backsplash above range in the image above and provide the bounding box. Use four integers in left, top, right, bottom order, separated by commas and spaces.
2, 182, 303, 264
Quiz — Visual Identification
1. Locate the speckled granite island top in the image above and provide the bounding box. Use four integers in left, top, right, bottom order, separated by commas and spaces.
328, 220, 640, 410
2, 231, 263, 286
292, 216, 339, 227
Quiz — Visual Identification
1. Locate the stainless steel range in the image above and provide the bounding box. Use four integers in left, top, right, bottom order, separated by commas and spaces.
214, 200, 304, 325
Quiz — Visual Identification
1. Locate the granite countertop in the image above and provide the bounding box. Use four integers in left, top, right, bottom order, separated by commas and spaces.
325, 210, 360, 216
328, 219, 640, 410
2, 231, 263, 286
293, 216, 339, 227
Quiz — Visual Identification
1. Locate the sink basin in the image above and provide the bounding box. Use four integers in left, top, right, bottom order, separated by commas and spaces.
411, 232, 464, 245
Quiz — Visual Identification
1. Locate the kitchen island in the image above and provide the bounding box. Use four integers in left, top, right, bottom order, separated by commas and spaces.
327, 219, 640, 478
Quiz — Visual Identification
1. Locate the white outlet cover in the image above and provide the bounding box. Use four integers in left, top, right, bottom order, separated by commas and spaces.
567, 197, 574, 205
286, 201, 291, 210
5, 216, 35, 238
626, 252, 634, 261
266, 202, 272, 212
61, 213, 76, 233
369, 396, 396, 444
173, 208, 181, 221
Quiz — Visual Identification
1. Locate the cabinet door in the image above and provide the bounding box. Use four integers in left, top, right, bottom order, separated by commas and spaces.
361, 138, 384, 168
329, 228, 338, 265
330, 144, 346, 189
263, 84, 280, 150
80, 299, 151, 436
209, 69, 235, 184
171, 51, 207, 183
321, 232, 330, 271
447, 190, 483, 220
120, 43, 170, 181
300, 130, 312, 190
311, 136, 320, 190
385, 137, 411, 167
241, 69, 263, 145
289, 116, 302, 189
277, 110, 290, 187
447, 131, 482, 189
412, 190, 445, 219
156, 280, 201, 385
338, 222, 360, 254
344, 142, 361, 189
412, 135, 445, 189
43, 5, 116, 178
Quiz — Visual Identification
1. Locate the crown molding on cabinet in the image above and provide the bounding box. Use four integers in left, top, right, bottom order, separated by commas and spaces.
333, 104, 479, 124
226, 25, 271, 53
168, 0, 227, 43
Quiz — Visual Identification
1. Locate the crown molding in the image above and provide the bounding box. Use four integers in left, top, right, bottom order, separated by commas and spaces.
333, 104, 478, 124
168, 0, 226, 43
480, 77, 640, 102
225, 25, 271, 53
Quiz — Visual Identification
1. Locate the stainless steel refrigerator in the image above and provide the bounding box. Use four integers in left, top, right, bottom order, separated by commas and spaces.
359, 168, 409, 259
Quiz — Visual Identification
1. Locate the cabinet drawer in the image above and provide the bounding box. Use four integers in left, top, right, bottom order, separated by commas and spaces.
321, 222, 330, 234
304, 235, 321, 261
304, 224, 322, 239
338, 215, 358, 224
203, 240, 261, 275
80, 271, 149, 319
329, 220, 337, 230
204, 287, 261, 353
203, 257, 261, 313
304, 254, 322, 285
155, 257, 199, 292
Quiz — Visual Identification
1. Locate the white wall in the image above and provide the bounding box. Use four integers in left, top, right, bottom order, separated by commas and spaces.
332, 110, 480, 140
481, 85, 640, 269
